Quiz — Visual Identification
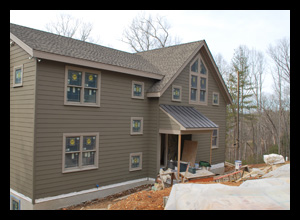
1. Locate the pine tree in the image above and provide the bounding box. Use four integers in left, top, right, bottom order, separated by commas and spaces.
228, 45, 257, 160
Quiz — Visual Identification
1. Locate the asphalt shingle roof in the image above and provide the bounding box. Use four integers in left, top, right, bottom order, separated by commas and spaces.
10, 23, 205, 94
136, 41, 203, 93
160, 104, 218, 129
10, 23, 161, 76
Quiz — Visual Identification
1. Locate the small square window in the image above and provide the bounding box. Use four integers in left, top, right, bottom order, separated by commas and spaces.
172, 85, 182, 102
68, 70, 82, 86
132, 81, 144, 99
129, 152, 142, 171
10, 196, 21, 210
212, 92, 219, 105
13, 65, 23, 87
131, 117, 143, 135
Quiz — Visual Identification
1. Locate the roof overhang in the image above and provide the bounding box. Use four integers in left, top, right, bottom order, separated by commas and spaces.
159, 104, 218, 134
10, 33, 164, 80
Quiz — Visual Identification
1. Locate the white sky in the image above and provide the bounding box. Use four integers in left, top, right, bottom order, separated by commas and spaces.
10, 10, 290, 94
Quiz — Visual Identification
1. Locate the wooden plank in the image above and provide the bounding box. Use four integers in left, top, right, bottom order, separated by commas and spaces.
181, 140, 198, 167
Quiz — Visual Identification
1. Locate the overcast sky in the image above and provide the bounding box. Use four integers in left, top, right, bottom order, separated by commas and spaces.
10, 10, 290, 93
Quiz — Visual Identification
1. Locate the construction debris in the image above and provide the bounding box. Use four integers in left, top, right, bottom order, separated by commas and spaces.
63, 160, 290, 210
165, 164, 290, 210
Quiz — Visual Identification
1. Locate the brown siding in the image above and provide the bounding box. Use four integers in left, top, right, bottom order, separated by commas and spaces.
159, 48, 227, 165
10, 43, 36, 199
34, 60, 158, 199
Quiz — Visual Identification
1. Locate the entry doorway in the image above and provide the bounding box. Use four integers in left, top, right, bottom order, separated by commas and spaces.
160, 134, 192, 168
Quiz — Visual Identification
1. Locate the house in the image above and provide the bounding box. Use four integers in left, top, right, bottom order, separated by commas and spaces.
10, 23, 232, 210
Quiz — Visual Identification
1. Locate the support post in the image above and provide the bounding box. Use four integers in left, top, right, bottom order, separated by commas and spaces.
177, 134, 181, 178
210, 130, 213, 165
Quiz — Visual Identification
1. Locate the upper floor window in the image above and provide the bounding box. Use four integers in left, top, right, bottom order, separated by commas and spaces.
132, 81, 144, 99
13, 65, 23, 87
172, 85, 182, 102
212, 92, 219, 105
64, 66, 101, 107
189, 55, 208, 105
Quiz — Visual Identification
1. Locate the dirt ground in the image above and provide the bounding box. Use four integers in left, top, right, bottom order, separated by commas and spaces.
62, 161, 290, 210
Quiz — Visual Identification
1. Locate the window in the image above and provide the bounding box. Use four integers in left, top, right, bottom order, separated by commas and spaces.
212, 92, 219, 105
189, 55, 208, 105
63, 132, 99, 173
172, 85, 182, 102
212, 129, 218, 148
132, 81, 144, 99
65, 66, 101, 107
13, 65, 23, 87
130, 117, 143, 135
10, 195, 20, 210
129, 152, 142, 171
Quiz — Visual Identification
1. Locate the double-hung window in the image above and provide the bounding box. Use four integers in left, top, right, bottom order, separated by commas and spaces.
189, 55, 208, 105
63, 132, 99, 173
65, 66, 101, 107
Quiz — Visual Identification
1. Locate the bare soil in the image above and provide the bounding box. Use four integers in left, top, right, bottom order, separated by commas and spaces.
61, 161, 290, 210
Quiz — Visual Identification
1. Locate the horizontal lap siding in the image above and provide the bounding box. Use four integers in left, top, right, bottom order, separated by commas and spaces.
10, 44, 36, 199
34, 60, 157, 199
159, 48, 226, 165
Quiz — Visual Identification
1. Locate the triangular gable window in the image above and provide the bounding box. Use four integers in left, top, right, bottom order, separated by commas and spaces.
191, 59, 198, 73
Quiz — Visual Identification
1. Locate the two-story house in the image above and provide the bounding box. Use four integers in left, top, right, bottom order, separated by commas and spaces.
10, 23, 232, 210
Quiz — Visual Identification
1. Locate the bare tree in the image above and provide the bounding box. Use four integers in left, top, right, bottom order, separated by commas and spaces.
45, 13, 96, 43
122, 12, 181, 52
267, 38, 290, 85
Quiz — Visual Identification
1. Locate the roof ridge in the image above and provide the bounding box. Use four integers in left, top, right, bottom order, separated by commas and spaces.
135, 40, 204, 54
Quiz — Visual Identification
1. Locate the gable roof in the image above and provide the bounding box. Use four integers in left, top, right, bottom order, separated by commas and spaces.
136, 41, 204, 94
10, 23, 232, 104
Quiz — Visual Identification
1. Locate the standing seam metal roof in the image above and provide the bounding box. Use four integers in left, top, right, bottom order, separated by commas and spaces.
159, 104, 218, 129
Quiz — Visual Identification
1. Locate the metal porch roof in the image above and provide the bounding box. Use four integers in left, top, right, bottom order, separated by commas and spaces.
159, 104, 218, 129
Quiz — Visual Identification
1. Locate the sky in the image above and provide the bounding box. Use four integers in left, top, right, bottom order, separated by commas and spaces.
10, 10, 290, 94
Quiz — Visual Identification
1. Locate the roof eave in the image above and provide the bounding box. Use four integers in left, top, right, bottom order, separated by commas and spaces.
33, 50, 164, 80
10, 32, 164, 80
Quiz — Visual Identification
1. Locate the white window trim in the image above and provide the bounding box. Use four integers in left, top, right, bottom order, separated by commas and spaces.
212, 92, 219, 106
172, 85, 182, 102
212, 128, 219, 149
62, 132, 99, 173
13, 64, 23, 87
189, 54, 208, 105
64, 65, 101, 107
131, 81, 144, 99
130, 117, 144, 135
129, 152, 142, 171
